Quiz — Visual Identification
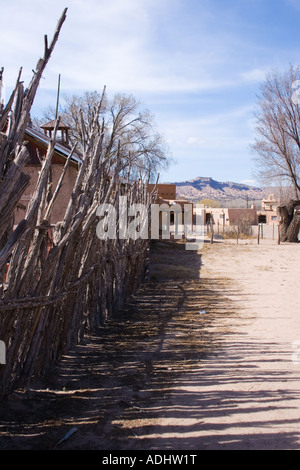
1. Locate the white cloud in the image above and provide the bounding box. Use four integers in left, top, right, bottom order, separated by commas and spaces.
239, 179, 258, 186
158, 104, 256, 166
0, 0, 264, 96
240, 68, 269, 83
2, 0, 298, 186
187, 137, 198, 145
187, 136, 206, 146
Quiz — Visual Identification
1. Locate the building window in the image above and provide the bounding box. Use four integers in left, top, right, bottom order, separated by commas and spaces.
258, 214, 267, 223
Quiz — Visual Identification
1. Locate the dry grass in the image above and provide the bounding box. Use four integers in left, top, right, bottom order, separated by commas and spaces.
221, 230, 256, 240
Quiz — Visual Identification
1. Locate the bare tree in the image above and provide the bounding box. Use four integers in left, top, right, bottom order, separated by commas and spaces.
251, 66, 300, 242
36, 91, 171, 181
251, 65, 300, 197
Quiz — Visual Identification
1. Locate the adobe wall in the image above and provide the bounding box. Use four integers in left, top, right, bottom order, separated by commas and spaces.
227, 207, 258, 225
148, 183, 176, 200
14, 164, 78, 225
206, 207, 258, 226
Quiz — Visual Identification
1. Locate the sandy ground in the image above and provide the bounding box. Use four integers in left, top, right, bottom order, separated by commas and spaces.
133, 238, 300, 450
0, 237, 299, 450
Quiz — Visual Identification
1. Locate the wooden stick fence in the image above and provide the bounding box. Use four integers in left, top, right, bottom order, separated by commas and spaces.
0, 10, 153, 398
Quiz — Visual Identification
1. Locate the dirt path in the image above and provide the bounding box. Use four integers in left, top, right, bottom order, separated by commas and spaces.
0, 238, 299, 450
130, 238, 300, 450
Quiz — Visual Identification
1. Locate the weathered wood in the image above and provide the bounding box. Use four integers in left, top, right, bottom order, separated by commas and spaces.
0, 219, 27, 266
0, 8, 68, 254
0, 9, 154, 399
0, 104, 151, 399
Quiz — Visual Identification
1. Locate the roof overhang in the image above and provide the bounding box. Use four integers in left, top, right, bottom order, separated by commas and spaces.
24, 127, 82, 166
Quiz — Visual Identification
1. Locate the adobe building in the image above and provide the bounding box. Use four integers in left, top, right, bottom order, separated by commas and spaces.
147, 183, 193, 234
148, 183, 176, 201
257, 194, 279, 224
148, 183, 191, 208
14, 121, 81, 225
205, 207, 258, 227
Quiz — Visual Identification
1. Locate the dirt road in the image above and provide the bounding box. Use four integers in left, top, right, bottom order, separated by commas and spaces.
130, 238, 300, 450
0, 238, 299, 450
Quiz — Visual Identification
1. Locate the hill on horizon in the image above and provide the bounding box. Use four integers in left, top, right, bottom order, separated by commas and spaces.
168, 176, 269, 203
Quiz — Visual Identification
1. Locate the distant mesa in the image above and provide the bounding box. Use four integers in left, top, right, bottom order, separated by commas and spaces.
166, 176, 268, 202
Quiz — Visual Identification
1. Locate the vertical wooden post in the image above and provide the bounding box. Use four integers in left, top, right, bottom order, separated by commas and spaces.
210, 218, 214, 244
55, 74, 61, 120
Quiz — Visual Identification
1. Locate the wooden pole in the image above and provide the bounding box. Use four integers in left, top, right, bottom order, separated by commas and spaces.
55, 74, 61, 120
0, 75, 153, 399
210, 218, 214, 244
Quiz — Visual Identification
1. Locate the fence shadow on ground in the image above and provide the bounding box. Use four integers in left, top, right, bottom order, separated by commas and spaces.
0, 240, 299, 450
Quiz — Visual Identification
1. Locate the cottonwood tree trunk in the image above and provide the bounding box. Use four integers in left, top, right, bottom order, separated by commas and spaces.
277, 200, 300, 242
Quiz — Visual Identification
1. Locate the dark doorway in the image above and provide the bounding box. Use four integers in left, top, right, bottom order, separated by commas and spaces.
258, 214, 267, 223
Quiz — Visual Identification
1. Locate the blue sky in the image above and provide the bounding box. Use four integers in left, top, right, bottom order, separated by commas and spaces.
1, 0, 300, 185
